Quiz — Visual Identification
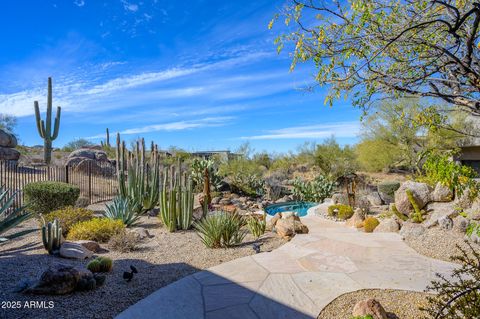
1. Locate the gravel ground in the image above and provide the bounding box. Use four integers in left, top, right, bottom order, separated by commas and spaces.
0, 215, 286, 319
404, 226, 478, 264
318, 289, 432, 319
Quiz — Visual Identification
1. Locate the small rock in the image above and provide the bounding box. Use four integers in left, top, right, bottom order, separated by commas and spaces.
432, 182, 453, 202
59, 241, 93, 259
129, 228, 153, 240
274, 219, 294, 238
355, 196, 371, 212
352, 298, 388, 319
211, 197, 221, 205
266, 213, 281, 231
219, 198, 232, 205
438, 216, 453, 230
453, 216, 470, 233
346, 209, 365, 228
424, 202, 457, 228
374, 218, 400, 233
366, 192, 383, 206
399, 222, 426, 239
74, 240, 101, 253
332, 193, 349, 205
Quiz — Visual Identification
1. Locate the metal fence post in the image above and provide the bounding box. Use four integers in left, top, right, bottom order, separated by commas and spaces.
88, 161, 92, 204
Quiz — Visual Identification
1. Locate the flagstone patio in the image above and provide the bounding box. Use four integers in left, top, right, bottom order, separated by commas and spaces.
115, 216, 457, 319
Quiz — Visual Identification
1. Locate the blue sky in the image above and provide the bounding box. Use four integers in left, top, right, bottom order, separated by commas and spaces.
0, 0, 361, 153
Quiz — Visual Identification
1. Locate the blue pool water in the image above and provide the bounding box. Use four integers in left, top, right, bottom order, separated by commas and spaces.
265, 201, 317, 217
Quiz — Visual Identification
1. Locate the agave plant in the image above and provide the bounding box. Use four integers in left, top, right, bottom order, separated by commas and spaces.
103, 196, 141, 227
0, 187, 34, 243
194, 212, 247, 248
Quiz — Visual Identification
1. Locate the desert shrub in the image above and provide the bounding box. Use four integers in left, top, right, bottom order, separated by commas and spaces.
421, 242, 480, 319
67, 218, 124, 242
87, 256, 113, 273
75, 196, 90, 208
356, 139, 401, 172
391, 204, 408, 221
24, 181, 80, 215
43, 206, 94, 236
246, 214, 266, 239
108, 230, 140, 252
219, 158, 265, 196
62, 138, 94, 152
314, 137, 358, 179
103, 196, 141, 227
377, 181, 400, 197
194, 212, 247, 248
419, 151, 478, 197
364, 217, 380, 232
292, 175, 335, 203
466, 222, 480, 239
328, 204, 354, 220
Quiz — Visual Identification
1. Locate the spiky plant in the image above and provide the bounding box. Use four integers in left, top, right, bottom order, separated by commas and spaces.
103, 196, 141, 227
0, 187, 34, 244
41, 218, 62, 254
194, 212, 247, 248
406, 189, 426, 223
34, 77, 61, 165
246, 213, 266, 239
420, 241, 480, 319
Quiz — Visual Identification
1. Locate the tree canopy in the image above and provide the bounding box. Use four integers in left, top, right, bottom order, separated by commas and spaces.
271, 1, 480, 118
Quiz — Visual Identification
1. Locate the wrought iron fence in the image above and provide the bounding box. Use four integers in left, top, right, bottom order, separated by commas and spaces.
0, 160, 118, 209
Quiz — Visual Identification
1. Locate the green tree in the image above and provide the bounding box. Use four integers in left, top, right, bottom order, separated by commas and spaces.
62, 138, 94, 152
356, 139, 401, 172
314, 136, 357, 179
271, 1, 480, 131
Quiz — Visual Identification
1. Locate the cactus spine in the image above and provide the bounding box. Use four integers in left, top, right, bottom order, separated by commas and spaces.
34, 77, 61, 165
41, 218, 62, 254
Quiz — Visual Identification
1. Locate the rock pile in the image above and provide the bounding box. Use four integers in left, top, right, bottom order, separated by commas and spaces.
0, 128, 19, 161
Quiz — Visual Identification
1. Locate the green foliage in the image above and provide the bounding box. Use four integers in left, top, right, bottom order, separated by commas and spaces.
34, 77, 61, 165
356, 139, 401, 172
41, 218, 62, 254
43, 206, 93, 236
103, 196, 141, 227
377, 181, 401, 197
328, 204, 354, 220
116, 135, 160, 214
314, 137, 357, 179
364, 217, 380, 233
419, 151, 478, 197
271, 1, 480, 117
100, 128, 110, 148
24, 181, 80, 215
194, 212, 247, 248
406, 189, 426, 223
67, 218, 125, 242
62, 138, 94, 152
466, 222, 480, 239
292, 175, 335, 203
190, 158, 223, 192
0, 188, 34, 243
391, 204, 408, 222
219, 157, 265, 197
246, 214, 266, 239
421, 242, 480, 319
159, 163, 194, 232
87, 256, 113, 273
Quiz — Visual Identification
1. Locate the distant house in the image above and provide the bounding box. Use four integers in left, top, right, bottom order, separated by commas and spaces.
191, 150, 240, 161
455, 144, 480, 174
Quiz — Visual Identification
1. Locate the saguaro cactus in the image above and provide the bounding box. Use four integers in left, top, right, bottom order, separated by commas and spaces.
101, 128, 110, 148
34, 77, 61, 165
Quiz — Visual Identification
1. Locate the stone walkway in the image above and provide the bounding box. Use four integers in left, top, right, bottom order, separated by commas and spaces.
116, 216, 457, 319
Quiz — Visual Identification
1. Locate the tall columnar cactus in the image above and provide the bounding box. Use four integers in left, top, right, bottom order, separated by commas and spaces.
34, 77, 61, 165
115, 134, 160, 214
41, 218, 62, 254
203, 167, 211, 205
101, 128, 110, 148
159, 161, 194, 231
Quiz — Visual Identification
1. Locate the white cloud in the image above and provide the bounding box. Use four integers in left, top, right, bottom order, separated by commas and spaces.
74, 0, 85, 7
88, 116, 233, 138
121, 0, 139, 12
240, 122, 360, 140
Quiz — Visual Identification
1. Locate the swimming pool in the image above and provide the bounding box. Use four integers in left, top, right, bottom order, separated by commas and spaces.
265, 201, 317, 217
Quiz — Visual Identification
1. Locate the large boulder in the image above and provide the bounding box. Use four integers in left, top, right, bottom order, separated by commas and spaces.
23, 263, 101, 295
453, 215, 470, 233
0, 147, 20, 161
431, 182, 454, 202
424, 202, 457, 228
352, 298, 388, 319
332, 193, 349, 205
274, 216, 309, 239
66, 148, 113, 174
394, 181, 432, 216
0, 129, 17, 148
366, 192, 383, 206
374, 218, 400, 233
346, 208, 365, 228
